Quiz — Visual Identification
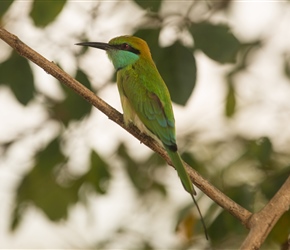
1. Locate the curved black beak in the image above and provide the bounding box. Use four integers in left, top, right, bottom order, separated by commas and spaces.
75, 42, 114, 51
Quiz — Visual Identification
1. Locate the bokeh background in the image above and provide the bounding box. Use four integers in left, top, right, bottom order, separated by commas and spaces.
1, 0, 290, 249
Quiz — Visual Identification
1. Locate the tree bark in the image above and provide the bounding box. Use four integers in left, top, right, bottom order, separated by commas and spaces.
240, 175, 290, 249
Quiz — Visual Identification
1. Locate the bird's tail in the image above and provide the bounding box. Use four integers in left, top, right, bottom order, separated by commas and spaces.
166, 148, 209, 240
166, 148, 196, 196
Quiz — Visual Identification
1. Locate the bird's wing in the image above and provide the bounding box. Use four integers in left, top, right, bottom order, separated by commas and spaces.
121, 77, 177, 150
141, 91, 176, 147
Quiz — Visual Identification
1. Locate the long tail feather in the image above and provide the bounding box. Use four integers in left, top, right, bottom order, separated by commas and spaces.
190, 192, 209, 240
166, 148, 208, 240
166, 149, 196, 195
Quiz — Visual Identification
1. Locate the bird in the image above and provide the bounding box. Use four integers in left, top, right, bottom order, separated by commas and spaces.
76, 36, 208, 239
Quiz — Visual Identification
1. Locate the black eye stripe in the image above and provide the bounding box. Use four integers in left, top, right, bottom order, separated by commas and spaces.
128, 46, 140, 55
115, 43, 140, 55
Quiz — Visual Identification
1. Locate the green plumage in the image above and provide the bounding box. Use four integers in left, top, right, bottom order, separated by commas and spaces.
76, 35, 196, 196
116, 51, 176, 150
109, 36, 196, 197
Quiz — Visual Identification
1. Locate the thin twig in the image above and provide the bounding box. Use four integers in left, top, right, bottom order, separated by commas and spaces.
0, 27, 252, 226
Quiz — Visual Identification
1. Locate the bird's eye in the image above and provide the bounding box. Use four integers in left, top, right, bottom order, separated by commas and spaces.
118, 43, 140, 55
121, 43, 130, 50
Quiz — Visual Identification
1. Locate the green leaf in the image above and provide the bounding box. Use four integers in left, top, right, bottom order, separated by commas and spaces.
255, 137, 272, 166
25, 167, 77, 222
0, 0, 15, 19
36, 137, 66, 171
51, 69, 92, 125
209, 185, 253, 246
209, 208, 247, 247
117, 143, 166, 195
283, 54, 290, 80
134, 29, 160, 54
156, 42, 196, 106
261, 165, 290, 199
84, 150, 112, 194
117, 143, 146, 192
30, 0, 67, 27
0, 52, 34, 105
134, 29, 196, 105
75, 68, 92, 89
225, 82, 236, 117
11, 138, 78, 230
247, 137, 273, 167
181, 152, 207, 176
134, 0, 162, 12
269, 210, 290, 244
190, 22, 241, 63
225, 184, 255, 211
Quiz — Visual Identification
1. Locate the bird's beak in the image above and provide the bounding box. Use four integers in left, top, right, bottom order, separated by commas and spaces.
75, 42, 114, 51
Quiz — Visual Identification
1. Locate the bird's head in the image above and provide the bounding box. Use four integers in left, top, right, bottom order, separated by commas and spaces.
76, 35, 152, 71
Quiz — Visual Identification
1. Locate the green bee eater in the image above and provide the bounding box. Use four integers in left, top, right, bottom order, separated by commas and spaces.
76, 36, 207, 239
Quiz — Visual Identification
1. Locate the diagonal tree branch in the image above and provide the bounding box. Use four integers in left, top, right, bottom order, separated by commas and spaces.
240, 175, 290, 249
0, 27, 251, 226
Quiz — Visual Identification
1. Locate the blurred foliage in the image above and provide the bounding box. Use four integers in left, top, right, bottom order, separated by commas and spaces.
284, 53, 290, 80
1, 0, 290, 249
209, 209, 247, 247
133, 0, 162, 12
269, 210, 290, 246
0, 0, 15, 20
30, 0, 67, 27
50, 69, 93, 125
84, 150, 112, 194
190, 21, 241, 64
117, 143, 167, 196
175, 202, 206, 244
0, 51, 35, 105
225, 81, 236, 117
11, 138, 112, 230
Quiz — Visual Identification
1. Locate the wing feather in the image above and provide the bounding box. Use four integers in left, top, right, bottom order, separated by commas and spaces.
122, 81, 176, 149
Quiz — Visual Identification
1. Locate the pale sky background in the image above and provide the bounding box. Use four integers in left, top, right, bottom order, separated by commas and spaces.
1, 0, 290, 249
